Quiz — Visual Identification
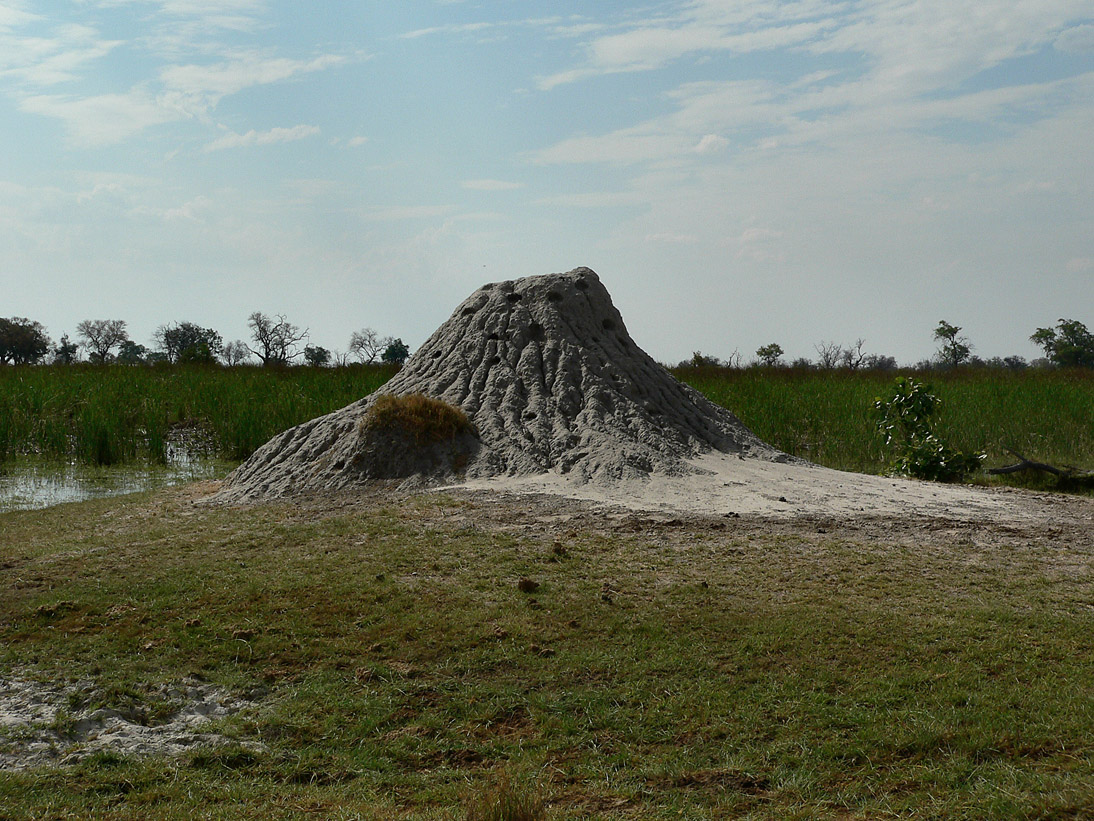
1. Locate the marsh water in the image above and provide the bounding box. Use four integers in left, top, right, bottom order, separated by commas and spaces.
0, 460, 231, 513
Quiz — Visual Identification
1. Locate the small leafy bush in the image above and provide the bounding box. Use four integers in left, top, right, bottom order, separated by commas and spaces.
874, 377, 984, 481
361, 393, 475, 446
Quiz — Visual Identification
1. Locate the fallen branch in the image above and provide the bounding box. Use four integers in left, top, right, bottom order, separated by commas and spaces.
988, 448, 1094, 480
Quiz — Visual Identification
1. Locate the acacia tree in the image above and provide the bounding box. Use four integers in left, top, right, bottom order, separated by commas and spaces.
1031, 319, 1094, 368
348, 328, 391, 364
247, 312, 308, 366
76, 319, 128, 364
53, 333, 79, 364
755, 343, 784, 367
155, 322, 223, 364
381, 338, 410, 365
304, 345, 331, 367
116, 340, 152, 365
933, 320, 971, 368
0, 317, 51, 364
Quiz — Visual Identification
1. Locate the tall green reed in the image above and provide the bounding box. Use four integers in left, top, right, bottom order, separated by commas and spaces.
1, 363, 1090, 474
0, 363, 396, 465
675, 366, 1094, 474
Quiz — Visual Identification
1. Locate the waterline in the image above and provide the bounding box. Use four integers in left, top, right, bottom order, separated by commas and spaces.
0, 460, 232, 513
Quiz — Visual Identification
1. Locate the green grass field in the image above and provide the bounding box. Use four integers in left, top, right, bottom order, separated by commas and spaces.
674, 366, 1094, 478
2, 364, 1090, 483
1, 487, 1092, 818
0, 364, 397, 465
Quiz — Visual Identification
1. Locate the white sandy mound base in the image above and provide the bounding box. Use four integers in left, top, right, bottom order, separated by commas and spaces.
454, 452, 1085, 525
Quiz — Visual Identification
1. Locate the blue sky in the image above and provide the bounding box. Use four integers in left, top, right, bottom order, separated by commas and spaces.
2, 0, 1092, 364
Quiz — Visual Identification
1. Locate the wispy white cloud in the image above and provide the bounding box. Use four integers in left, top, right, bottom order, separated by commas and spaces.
533, 31, 1094, 166
693, 133, 729, 153
0, 2, 347, 146
399, 15, 577, 42
160, 53, 344, 116
534, 190, 647, 208
537, 2, 840, 89
204, 124, 319, 151
0, 21, 121, 86
1056, 24, 1094, 53
19, 91, 182, 146
533, 131, 694, 165
538, 0, 1092, 102
399, 22, 495, 40
733, 226, 786, 262
15, 49, 344, 146
461, 179, 523, 191
359, 205, 455, 221
0, 2, 39, 29
91, 0, 268, 34
645, 232, 698, 244
161, 194, 213, 222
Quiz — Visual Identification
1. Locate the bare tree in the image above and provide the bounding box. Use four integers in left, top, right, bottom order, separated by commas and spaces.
76, 319, 128, 363
814, 341, 843, 369
247, 312, 308, 366
222, 339, 252, 365
840, 338, 867, 370
348, 328, 391, 364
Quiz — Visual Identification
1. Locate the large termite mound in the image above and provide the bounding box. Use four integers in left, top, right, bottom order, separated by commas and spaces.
216, 267, 784, 503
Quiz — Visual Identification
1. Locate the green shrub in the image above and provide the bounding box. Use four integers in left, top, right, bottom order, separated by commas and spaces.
873, 377, 984, 481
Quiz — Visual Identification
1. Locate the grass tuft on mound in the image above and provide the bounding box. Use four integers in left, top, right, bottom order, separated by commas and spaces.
361, 393, 476, 446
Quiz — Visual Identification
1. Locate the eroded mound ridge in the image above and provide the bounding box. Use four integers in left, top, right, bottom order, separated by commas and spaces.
217, 267, 782, 502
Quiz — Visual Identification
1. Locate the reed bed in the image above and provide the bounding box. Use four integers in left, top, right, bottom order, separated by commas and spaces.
1, 364, 1090, 478
675, 366, 1094, 475
0, 364, 396, 465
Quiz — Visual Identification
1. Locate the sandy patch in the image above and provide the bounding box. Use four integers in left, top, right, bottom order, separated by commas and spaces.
453, 451, 1093, 527
0, 675, 258, 771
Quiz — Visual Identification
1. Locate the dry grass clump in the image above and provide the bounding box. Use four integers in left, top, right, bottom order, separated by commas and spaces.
360, 393, 475, 446
464, 773, 546, 821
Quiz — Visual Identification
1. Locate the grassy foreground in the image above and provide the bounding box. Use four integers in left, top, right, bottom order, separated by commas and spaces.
2, 487, 1092, 818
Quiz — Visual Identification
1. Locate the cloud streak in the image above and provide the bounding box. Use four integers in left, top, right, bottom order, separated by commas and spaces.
461, 179, 523, 191
0, 3, 346, 146
204, 124, 320, 151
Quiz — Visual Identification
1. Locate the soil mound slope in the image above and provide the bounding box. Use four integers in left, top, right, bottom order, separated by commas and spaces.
216, 267, 783, 503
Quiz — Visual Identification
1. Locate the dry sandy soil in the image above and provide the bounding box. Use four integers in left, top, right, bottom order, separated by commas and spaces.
454, 453, 1094, 534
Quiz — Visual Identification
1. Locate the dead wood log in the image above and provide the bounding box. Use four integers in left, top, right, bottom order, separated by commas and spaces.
988, 448, 1094, 480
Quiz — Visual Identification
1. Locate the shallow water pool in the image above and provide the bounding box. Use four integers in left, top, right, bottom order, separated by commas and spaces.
0, 460, 232, 513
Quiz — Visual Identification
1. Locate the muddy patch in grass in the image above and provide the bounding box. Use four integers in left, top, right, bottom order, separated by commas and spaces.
0, 674, 260, 771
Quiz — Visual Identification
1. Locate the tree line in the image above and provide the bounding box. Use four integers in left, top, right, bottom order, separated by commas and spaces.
1, 314, 1091, 371
0, 313, 410, 368
680, 318, 1093, 371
